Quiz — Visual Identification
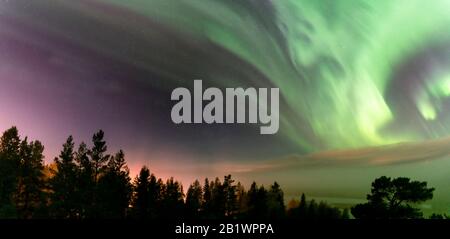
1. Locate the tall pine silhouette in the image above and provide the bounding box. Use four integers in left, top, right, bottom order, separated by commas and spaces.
50, 136, 79, 218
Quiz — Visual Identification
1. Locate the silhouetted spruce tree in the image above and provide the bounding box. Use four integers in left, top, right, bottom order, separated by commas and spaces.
223, 175, 237, 217
153, 178, 165, 217
0, 127, 21, 218
307, 199, 318, 220
88, 130, 110, 218
246, 182, 258, 218
15, 138, 45, 219
235, 182, 247, 217
297, 193, 307, 219
351, 176, 434, 219
89, 130, 109, 181
161, 177, 184, 218
149, 174, 163, 218
288, 194, 344, 220
247, 182, 268, 219
267, 182, 285, 219
97, 150, 132, 218
257, 185, 269, 218
132, 166, 151, 219
201, 178, 212, 218
185, 180, 203, 218
131, 167, 163, 219
50, 136, 79, 218
211, 177, 226, 218
75, 142, 94, 218
317, 201, 341, 219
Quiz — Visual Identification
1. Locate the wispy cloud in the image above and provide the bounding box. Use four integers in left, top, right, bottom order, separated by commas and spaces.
231, 137, 450, 174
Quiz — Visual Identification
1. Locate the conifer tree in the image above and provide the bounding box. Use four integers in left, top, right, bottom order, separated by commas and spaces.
0, 127, 21, 218
223, 175, 237, 217
15, 138, 45, 218
132, 166, 151, 219
267, 182, 285, 219
162, 177, 184, 218
97, 150, 132, 218
75, 142, 94, 218
50, 136, 79, 218
186, 179, 203, 218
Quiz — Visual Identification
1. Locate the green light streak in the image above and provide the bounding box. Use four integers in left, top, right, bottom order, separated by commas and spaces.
101, 0, 450, 151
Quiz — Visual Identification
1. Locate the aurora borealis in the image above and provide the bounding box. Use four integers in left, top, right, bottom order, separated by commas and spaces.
1, 0, 450, 214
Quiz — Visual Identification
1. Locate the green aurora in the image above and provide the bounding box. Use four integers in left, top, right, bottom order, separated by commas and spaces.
102, 0, 450, 151
2, 0, 450, 215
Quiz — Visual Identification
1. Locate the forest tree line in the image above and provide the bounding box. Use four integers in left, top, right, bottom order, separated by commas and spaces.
0, 127, 440, 219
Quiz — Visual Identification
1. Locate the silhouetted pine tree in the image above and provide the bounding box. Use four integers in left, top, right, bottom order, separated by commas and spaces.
97, 150, 132, 218
50, 136, 79, 218
88, 130, 110, 218
267, 182, 285, 219
201, 178, 212, 218
148, 174, 163, 218
317, 201, 341, 219
0, 127, 21, 218
297, 193, 307, 219
89, 130, 109, 181
185, 180, 202, 218
236, 182, 247, 217
247, 182, 258, 218
132, 166, 151, 219
15, 138, 45, 219
257, 186, 269, 218
307, 199, 318, 220
223, 175, 237, 217
247, 182, 269, 219
153, 178, 165, 217
351, 176, 434, 219
75, 142, 94, 218
211, 177, 226, 218
161, 177, 184, 218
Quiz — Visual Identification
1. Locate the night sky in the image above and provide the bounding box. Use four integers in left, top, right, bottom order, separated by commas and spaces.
1, 0, 450, 214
